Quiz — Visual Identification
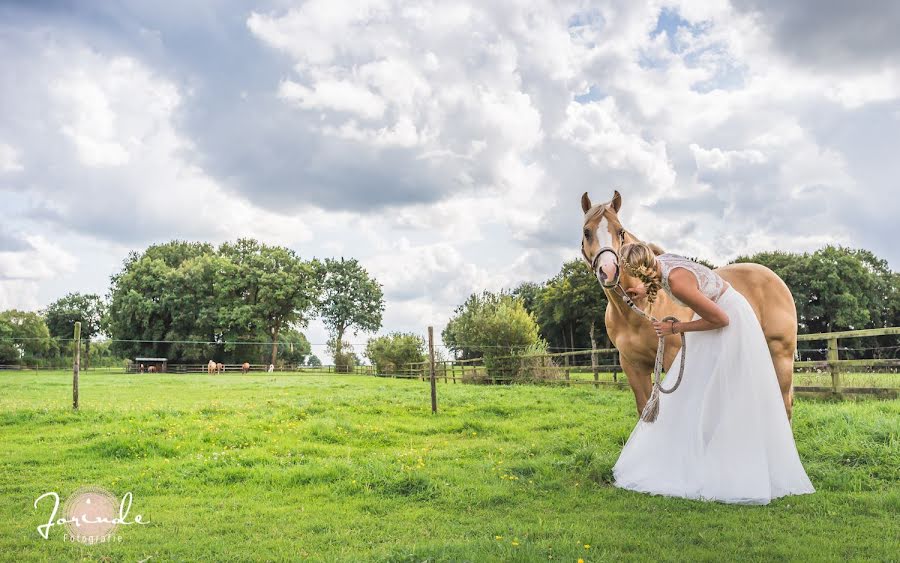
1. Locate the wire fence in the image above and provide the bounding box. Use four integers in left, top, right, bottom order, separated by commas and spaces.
1, 327, 898, 398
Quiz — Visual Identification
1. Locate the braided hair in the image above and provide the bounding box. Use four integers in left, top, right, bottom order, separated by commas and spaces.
620, 242, 662, 307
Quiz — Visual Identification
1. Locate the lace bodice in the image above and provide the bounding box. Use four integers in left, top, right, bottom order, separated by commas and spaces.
656, 253, 725, 307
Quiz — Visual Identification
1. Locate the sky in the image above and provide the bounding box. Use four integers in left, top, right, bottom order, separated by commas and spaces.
1, 0, 899, 358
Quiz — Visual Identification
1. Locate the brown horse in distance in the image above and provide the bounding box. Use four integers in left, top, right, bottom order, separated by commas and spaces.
580, 190, 799, 420
242, 362, 250, 374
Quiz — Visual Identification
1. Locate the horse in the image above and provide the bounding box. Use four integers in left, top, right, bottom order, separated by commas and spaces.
207, 360, 216, 375
267, 364, 275, 373
148, 365, 157, 373
580, 190, 798, 420
216, 362, 225, 374
242, 362, 250, 374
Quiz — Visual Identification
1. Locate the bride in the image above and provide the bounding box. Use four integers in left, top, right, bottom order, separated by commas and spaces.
611, 242, 815, 505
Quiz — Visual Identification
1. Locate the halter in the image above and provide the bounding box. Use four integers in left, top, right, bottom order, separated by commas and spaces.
582, 225, 627, 287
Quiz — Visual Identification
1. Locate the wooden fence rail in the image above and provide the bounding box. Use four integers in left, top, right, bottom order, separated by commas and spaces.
390, 326, 900, 398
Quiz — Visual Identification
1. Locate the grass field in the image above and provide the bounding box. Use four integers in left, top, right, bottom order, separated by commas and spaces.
0, 371, 897, 561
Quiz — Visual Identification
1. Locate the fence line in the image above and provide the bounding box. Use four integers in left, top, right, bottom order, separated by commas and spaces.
388, 326, 899, 398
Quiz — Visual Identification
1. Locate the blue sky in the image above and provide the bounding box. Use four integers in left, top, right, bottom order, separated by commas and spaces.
1, 0, 898, 355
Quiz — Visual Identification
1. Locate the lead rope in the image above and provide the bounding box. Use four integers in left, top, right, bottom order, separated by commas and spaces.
611, 284, 687, 423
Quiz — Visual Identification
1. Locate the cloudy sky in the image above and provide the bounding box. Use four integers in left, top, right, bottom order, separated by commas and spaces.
1, 0, 898, 354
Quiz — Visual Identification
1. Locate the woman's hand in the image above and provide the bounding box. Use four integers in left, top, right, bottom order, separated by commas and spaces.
625, 284, 647, 300
652, 319, 679, 336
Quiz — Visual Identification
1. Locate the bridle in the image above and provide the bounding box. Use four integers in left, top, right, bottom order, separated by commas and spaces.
581, 216, 627, 288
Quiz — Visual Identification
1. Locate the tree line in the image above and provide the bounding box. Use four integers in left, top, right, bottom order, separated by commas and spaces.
0, 239, 385, 370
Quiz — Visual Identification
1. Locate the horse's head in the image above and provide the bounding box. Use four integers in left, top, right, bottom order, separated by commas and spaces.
580, 190, 627, 288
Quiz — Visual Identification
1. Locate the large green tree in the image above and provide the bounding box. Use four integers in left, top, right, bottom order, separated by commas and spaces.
319, 258, 385, 372
219, 239, 322, 365
44, 292, 106, 369
107, 239, 318, 364
107, 241, 216, 360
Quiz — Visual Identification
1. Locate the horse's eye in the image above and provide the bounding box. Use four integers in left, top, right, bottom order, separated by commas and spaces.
583, 228, 591, 238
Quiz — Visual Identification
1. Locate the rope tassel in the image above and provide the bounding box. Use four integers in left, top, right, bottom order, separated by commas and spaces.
640, 314, 687, 424
641, 383, 661, 423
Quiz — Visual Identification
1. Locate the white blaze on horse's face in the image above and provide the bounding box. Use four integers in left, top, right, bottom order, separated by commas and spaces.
594, 216, 619, 285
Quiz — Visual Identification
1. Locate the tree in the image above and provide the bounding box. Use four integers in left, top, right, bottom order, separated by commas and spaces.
107, 241, 215, 361
219, 240, 322, 365
442, 291, 547, 381
0, 310, 54, 366
532, 260, 608, 356
107, 239, 322, 365
273, 328, 312, 367
731, 246, 895, 333
365, 332, 426, 375
319, 258, 385, 372
731, 245, 899, 360
306, 354, 322, 367
44, 293, 106, 370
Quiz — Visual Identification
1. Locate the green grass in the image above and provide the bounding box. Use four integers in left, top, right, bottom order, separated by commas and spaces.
0, 371, 897, 561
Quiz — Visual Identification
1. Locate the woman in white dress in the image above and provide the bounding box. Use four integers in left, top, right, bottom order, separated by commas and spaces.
611, 242, 815, 505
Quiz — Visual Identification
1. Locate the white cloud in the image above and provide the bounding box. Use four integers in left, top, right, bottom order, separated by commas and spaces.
0, 236, 77, 310
0, 143, 24, 173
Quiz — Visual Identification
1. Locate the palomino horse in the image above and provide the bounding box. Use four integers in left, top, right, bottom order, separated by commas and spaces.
207, 360, 216, 375
242, 362, 250, 374
580, 191, 798, 420
216, 362, 225, 374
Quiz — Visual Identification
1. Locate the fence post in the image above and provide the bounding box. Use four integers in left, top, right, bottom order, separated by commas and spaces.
564, 353, 570, 382
613, 352, 619, 383
591, 324, 599, 387
428, 326, 437, 414
827, 336, 841, 395
73, 322, 81, 411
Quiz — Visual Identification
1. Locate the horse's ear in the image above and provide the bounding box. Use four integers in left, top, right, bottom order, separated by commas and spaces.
611, 190, 622, 213
581, 192, 592, 213
648, 242, 665, 255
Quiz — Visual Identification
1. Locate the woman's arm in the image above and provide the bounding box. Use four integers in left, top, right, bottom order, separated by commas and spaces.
653, 268, 729, 335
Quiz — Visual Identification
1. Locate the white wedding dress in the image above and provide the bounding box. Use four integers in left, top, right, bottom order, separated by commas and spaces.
612, 253, 815, 505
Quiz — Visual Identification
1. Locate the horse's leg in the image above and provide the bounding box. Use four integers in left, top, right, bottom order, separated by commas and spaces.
766, 337, 795, 422
620, 355, 652, 417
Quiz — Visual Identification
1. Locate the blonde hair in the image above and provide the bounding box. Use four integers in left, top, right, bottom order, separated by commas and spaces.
620, 242, 662, 305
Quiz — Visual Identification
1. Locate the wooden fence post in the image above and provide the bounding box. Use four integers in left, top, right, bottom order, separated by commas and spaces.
73, 322, 81, 411
428, 326, 437, 414
613, 352, 619, 383
827, 336, 841, 395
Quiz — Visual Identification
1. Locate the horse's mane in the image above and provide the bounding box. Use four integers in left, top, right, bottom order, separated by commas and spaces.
647, 242, 665, 255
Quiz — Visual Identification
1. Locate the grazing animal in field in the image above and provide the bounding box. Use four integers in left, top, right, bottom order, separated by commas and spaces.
148, 365, 157, 373
139, 363, 145, 374
207, 360, 216, 375
242, 362, 250, 374
580, 190, 799, 420
267, 364, 275, 373
216, 362, 225, 374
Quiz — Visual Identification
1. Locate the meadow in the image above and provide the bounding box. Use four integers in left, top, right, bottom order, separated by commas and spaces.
0, 371, 897, 561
